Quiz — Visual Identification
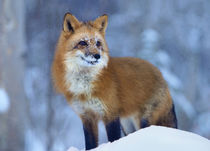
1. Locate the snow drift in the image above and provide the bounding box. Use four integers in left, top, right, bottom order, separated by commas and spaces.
68, 126, 210, 151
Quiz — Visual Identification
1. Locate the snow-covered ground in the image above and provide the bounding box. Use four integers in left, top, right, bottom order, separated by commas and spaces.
68, 126, 210, 151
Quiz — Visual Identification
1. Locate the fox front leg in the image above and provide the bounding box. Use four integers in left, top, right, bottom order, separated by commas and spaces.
105, 117, 121, 142
81, 113, 99, 150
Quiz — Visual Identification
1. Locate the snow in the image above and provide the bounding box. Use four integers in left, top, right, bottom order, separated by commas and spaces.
0, 87, 10, 113
67, 126, 210, 151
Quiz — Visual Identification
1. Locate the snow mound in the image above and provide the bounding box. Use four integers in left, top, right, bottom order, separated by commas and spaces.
67, 126, 210, 151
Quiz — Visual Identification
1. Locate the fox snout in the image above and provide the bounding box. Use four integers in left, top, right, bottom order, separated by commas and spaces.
85, 52, 101, 60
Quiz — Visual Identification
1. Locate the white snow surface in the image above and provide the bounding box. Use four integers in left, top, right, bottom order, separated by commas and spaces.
0, 88, 10, 113
67, 126, 210, 151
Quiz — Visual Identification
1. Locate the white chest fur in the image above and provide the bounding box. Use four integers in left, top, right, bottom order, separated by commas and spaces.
71, 98, 106, 116
66, 70, 94, 94
64, 51, 107, 115
64, 61, 102, 95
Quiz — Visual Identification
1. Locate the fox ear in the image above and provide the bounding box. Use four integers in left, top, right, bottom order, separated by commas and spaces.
63, 13, 80, 32
93, 14, 108, 34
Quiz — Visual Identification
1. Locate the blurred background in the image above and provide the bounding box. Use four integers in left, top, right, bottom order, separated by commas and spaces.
0, 0, 210, 151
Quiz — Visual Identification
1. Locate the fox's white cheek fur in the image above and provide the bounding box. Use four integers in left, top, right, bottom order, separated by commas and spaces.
64, 50, 109, 95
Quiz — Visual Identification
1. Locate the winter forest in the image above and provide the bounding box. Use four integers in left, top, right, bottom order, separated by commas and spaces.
0, 0, 210, 151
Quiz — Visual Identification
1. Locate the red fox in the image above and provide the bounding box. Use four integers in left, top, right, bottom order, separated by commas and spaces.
52, 13, 177, 150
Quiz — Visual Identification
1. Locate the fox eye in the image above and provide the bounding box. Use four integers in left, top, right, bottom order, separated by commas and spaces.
78, 41, 88, 46
96, 41, 101, 47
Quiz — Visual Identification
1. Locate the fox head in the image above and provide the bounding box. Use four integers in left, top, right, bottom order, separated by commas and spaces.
53, 13, 109, 93
57, 13, 109, 73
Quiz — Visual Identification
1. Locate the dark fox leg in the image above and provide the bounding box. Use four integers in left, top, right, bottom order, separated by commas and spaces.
140, 118, 150, 128
105, 117, 121, 142
81, 113, 99, 150
83, 125, 97, 150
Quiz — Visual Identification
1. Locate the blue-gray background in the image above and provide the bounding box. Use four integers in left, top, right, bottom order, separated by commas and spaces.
0, 0, 209, 151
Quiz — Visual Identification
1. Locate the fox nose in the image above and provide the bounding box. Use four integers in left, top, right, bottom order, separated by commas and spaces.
93, 54, 100, 60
